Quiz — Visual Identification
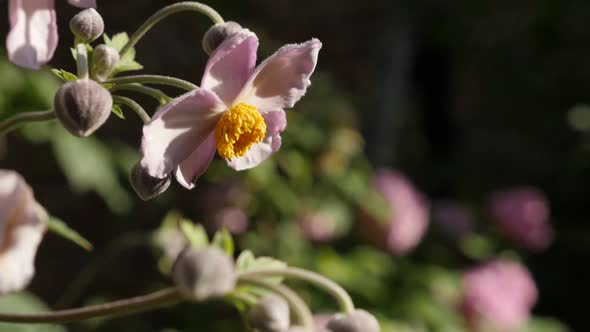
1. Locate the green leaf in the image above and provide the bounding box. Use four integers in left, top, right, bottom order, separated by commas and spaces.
179, 219, 208, 249
50, 69, 78, 82
52, 128, 132, 214
211, 228, 234, 256
108, 32, 130, 51
103, 32, 144, 75
47, 216, 93, 251
111, 104, 125, 119
236, 250, 287, 284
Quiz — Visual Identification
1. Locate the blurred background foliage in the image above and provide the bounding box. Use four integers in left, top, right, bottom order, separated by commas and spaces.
1, 0, 589, 331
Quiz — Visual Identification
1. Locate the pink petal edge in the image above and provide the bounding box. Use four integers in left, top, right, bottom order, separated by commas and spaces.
201, 29, 258, 106
236, 38, 322, 110
175, 132, 217, 189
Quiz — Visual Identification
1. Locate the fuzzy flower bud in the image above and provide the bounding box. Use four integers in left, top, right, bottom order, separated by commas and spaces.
250, 295, 291, 332
129, 162, 171, 200
69, 8, 104, 42
172, 247, 236, 301
326, 310, 380, 332
202, 21, 243, 55
92, 45, 119, 81
53, 79, 112, 137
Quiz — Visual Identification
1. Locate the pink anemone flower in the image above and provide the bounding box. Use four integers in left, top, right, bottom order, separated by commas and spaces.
140, 30, 321, 189
6, 0, 96, 70
0, 170, 47, 294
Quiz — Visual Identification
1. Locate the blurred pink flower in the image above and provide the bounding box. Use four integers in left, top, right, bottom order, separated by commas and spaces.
0, 170, 47, 294
298, 210, 338, 243
140, 30, 321, 189
212, 206, 249, 235
367, 169, 430, 255
6, 0, 95, 70
487, 187, 553, 251
461, 259, 538, 331
432, 199, 474, 238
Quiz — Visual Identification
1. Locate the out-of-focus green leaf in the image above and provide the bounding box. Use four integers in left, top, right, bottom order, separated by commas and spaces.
179, 219, 208, 249
212, 228, 234, 256
236, 250, 286, 284
0, 292, 66, 332
519, 318, 570, 332
52, 128, 131, 213
47, 216, 93, 251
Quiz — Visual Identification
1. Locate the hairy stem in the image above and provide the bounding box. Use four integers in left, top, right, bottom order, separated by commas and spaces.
0, 288, 180, 324
120, 1, 224, 58
238, 267, 355, 314
239, 276, 314, 332
0, 110, 55, 135
76, 44, 89, 80
105, 75, 198, 91
112, 96, 151, 124
108, 84, 173, 104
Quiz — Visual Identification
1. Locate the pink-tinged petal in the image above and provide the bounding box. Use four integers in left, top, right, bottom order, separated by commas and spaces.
175, 131, 217, 189
227, 110, 286, 171
201, 29, 258, 105
141, 89, 225, 179
6, 0, 58, 70
0, 170, 47, 294
237, 39, 322, 110
67, 0, 96, 8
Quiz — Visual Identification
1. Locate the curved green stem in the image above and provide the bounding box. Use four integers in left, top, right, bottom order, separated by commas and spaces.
0, 110, 55, 135
0, 288, 180, 324
76, 44, 89, 80
105, 75, 198, 91
120, 1, 224, 58
239, 276, 314, 332
238, 267, 355, 314
112, 96, 151, 124
108, 84, 173, 104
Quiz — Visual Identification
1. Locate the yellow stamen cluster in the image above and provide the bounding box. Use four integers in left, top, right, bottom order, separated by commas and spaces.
215, 102, 266, 160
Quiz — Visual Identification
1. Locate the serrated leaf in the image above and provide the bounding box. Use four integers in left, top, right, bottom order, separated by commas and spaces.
111, 104, 125, 119
47, 216, 93, 251
236, 250, 256, 271
112, 61, 143, 75
179, 219, 208, 249
211, 228, 234, 256
108, 32, 130, 52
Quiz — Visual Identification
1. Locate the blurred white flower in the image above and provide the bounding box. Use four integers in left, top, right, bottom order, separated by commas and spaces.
0, 170, 47, 294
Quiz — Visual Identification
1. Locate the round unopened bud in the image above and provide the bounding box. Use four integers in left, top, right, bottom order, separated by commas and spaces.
202, 21, 243, 55
70, 8, 104, 42
250, 295, 291, 332
129, 162, 171, 200
54, 79, 112, 137
326, 310, 380, 332
92, 45, 119, 81
172, 247, 236, 301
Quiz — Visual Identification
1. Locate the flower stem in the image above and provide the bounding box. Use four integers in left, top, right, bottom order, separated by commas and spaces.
108, 84, 173, 104
0, 288, 180, 324
105, 75, 198, 91
120, 1, 224, 59
0, 110, 55, 135
238, 267, 355, 314
239, 276, 314, 332
112, 96, 151, 124
76, 44, 89, 80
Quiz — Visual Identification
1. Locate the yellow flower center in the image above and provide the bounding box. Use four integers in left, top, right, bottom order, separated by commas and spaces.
215, 103, 266, 160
